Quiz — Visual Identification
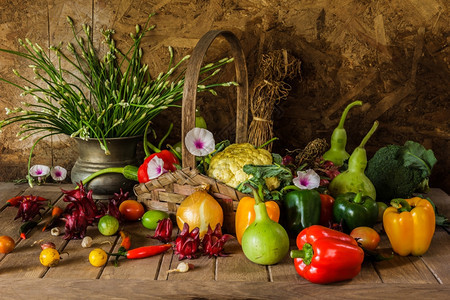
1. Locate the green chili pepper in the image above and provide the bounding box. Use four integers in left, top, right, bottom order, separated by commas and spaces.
323, 100, 362, 166
333, 192, 378, 232
281, 186, 321, 235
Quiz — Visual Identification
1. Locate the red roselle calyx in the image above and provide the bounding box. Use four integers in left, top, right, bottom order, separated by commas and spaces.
174, 223, 200, 260
14, 195, 45, 222
61, 183, 103, 240
201, 223, 233, 257
151, 218, 173, 243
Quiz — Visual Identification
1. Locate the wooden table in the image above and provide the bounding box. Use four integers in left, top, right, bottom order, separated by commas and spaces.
0, 183, 448, 299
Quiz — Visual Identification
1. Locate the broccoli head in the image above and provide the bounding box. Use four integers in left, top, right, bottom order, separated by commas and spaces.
365, 141, 437, 203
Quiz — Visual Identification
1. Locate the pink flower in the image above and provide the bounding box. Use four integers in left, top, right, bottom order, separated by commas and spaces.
185, 127, 215, 156
146, 156, 167, 180
51, 166, 67, 182
293, 169, 320, 190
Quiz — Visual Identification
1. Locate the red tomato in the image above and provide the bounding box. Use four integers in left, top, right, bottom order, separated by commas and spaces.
0, 235, 15, 254
119, 200, 145, 221
350, 227, 381, 250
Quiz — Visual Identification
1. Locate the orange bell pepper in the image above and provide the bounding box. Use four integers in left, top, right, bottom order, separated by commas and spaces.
383, 197, 435, 256
235, 196, 280, 244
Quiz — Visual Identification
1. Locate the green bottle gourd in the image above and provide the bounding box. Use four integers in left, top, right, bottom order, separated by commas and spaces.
323, 100, 363, 166
329, 121, 378, 200
242, 185, 290, 265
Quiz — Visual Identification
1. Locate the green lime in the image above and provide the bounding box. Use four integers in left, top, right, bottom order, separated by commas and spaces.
141, 210, 169, 230
98, 215, 119, 236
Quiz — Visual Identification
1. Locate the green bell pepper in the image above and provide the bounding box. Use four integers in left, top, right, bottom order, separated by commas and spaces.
281, 186, 321, 235
333, 192, 378, 232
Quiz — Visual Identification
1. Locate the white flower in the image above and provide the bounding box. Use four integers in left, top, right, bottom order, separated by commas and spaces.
292, 169, 320, 190
146, 156, 167, 180
29, 165, 50, 177
51, 166, 67, 182
29, 164, 50, 184
184, 127, 215, 157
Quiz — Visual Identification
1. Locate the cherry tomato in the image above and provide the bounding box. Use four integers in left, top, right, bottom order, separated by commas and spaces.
39, 248, 60, 267
89, 248, 108, 267
119, 200, 145, 221
98, 215, 119, 236
0, 235, 15, 254
350, 226, 381, 250
141, 210, 169, 230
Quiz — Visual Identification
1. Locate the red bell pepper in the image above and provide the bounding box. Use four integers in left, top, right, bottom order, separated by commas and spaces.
319, 194, 335, 227
137, 150, 179, 183
290, 225, 364, 284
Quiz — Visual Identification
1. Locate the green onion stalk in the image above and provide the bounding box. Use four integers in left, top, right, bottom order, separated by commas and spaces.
0, 14, 236, 186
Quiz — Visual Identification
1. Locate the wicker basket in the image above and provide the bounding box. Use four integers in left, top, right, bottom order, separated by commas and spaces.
134, 30, 249, 233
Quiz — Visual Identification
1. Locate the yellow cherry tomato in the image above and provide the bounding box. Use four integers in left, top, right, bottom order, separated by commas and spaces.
39, 248, 60, 267
89, 248, 108, 267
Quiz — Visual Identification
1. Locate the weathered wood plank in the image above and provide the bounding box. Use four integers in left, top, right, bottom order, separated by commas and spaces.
0, 183, 28, 208
0, 186, 68, 278
374, 234, 439, 284
45, 226, 117, 279
216, 238, 269, 281
100, 221, 164, 280
268, 245, 303, 283
420, 229, 450, 285
0, 280, 449, 299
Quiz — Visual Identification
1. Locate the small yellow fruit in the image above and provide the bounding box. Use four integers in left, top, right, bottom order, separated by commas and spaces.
89, 248, 108, 267
39, 248, 60, 267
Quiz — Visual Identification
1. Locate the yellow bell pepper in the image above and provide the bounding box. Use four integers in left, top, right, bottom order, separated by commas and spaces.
383, 197, 435, 256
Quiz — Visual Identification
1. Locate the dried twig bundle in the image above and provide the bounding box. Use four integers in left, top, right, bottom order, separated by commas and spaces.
248, 50, 301, 151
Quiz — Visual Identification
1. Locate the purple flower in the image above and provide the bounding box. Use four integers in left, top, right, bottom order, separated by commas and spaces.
51, 166, 67, 182
293, 169, 320, 190
185, 127, 215, 157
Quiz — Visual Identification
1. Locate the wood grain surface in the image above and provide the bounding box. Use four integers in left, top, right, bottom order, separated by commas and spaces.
0, 184, 448, 298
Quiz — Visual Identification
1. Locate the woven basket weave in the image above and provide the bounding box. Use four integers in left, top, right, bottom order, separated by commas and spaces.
134, 30, 249, 233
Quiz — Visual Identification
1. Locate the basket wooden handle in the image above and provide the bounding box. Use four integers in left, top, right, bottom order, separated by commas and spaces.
181, 30, 248, 169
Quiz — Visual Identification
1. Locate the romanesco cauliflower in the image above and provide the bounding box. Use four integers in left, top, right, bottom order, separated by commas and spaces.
207, 143, 276, 189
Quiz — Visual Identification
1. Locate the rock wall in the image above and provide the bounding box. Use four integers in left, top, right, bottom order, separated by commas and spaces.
0, 0, 448, 192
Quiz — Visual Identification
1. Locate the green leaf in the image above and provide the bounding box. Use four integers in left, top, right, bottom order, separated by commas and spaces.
237, 164, 293, 199
399, 141, 437, 178
272, 153, 283, 165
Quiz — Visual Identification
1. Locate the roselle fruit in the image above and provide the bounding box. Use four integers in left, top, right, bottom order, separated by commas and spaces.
14, 195, 45, 222
151, 218, 173, 243
61, 183, 104, 240
174, 223, 200, 260
201, 223, 233, 257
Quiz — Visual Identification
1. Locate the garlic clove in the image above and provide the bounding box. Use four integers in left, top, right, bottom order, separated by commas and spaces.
81, 236, 93, 248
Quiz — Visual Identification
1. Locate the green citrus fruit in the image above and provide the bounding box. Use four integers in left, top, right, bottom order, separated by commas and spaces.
98, 215, 119, 236
141, 210, 169, 230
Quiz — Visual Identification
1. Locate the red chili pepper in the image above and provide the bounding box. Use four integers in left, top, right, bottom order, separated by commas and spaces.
109, 244, 172, 260
319, 194, 335, 227
20, 220, 38, 239
6, 195, 47, 207
42, 206, 64, 231
137, 150, 179, 183
290, 225, 364, 284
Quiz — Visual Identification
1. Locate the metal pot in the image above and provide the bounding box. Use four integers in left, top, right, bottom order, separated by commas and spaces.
71, 136, 140, 198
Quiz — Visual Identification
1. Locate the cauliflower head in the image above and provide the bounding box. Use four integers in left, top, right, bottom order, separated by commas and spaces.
207, 143, 276, 189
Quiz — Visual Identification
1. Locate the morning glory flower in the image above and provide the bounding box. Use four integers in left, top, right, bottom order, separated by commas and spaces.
146, 156, 167, 180
51, 166, 67, 182
29, 164, 50, 184
293, 169, 320, 190
185, 127, 215, 157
